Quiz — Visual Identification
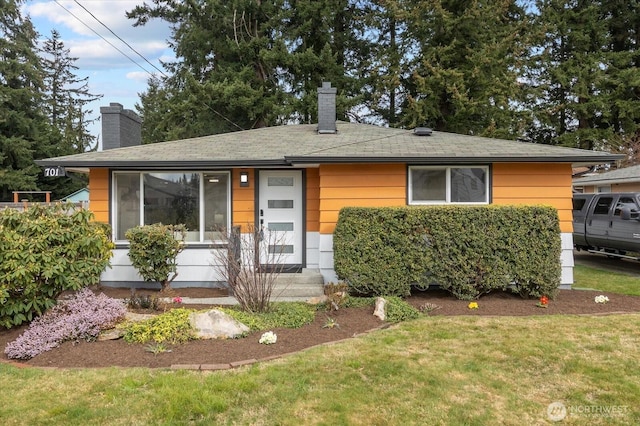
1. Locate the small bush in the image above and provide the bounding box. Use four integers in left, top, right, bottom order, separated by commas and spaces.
125, 224, 186, 291
122, 308, 194, 344
210, 225, 288, 313
384, 296, 422, 323
418, 302, 441, 314
126, 293, 161, 311
324, 281, 349, 311
4, 288, 126, 360
0, 204, 114, 328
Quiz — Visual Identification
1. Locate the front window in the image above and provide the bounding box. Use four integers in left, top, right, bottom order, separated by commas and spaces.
409, 166, 489, 204
113, 171, 230, 243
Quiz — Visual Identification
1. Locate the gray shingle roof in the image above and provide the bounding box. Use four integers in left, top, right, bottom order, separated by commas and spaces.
37, 122, 623, 169
573, 164, 640, 185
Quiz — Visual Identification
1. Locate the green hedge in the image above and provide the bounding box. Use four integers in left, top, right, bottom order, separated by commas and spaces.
333, 206, 561, 300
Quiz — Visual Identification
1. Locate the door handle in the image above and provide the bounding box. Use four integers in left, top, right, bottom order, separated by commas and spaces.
260, 209, 264, 217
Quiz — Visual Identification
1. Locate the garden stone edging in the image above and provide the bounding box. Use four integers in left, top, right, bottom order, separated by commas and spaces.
169, 323, 392, 371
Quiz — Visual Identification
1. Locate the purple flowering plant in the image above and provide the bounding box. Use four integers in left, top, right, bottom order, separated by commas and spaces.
4, 288, 127, 360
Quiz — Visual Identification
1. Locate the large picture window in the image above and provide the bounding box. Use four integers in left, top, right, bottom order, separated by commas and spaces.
113, 171, 230, 243
409, 166, 489, 204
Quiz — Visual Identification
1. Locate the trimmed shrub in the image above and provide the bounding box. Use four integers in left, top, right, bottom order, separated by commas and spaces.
4, 288, 126, 360
125, 224, 186, 291
333, 208, 427, 297
0, 204, 114, 328
334, 205, 561, 300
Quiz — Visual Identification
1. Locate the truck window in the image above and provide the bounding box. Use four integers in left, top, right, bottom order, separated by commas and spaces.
614, 197, 638, 216
572, 198, 587, 212
593, 197, 613, 215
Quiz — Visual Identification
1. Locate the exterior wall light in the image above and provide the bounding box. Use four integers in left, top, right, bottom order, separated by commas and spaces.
240, 171, 249, 187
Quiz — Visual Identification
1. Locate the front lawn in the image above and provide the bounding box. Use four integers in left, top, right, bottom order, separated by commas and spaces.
0, 264, 638, 424
1, 309, 639, 424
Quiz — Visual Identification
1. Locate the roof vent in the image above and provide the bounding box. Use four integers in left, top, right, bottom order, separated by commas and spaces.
414, 127, 433, 136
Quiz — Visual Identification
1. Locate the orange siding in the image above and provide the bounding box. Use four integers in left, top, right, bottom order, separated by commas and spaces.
232, 169, 255, 231
493, 163, 573, 233
88, 169, 109, 223
306, 168, 320, 232
318, 164, 406, 234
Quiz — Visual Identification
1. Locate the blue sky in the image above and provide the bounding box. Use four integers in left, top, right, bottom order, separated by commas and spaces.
24, 0, 174, 148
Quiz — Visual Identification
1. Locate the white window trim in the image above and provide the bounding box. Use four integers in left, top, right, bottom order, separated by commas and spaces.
408, 165, 490, 205
112, 170, 231, 244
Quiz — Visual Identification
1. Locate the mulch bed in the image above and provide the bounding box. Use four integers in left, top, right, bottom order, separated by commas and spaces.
1, 287, 639, 369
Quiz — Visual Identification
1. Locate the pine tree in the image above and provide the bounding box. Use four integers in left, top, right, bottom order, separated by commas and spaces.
526, 0, 611, 149
128, 0, 290, 142
400, 0, 530, 137
40, 29, 102, 154
599, 0, 640, 163
0, 0, 50, 201
359, 0, 411, 126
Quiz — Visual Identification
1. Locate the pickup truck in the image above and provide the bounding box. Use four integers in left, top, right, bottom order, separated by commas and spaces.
572, 192, 640, 258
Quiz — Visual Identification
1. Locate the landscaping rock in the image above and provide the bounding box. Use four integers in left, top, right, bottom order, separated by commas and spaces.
373, 297, 387, 321
98, 329, 125, 341
189, 309, 249, 339
306, 295, 328, 305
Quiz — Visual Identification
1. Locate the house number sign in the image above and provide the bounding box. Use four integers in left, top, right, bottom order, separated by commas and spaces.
44, 166, 66, 177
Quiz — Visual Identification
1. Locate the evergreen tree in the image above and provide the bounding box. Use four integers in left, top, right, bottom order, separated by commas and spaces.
400, 0, 530, 137
359, 0, 412, 126
526, 0, 610, 149
128, 0, 290, 142
599, 0, 640, 163
41, 29, 102, 154
0, 0, 50, 201
280, 0, 369, 123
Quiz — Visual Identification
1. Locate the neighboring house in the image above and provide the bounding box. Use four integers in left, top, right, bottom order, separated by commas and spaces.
37, 84, 623, 290
573, 164, 640, 193
61, 187, 89, 204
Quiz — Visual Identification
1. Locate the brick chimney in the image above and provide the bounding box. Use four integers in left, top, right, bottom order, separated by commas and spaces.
100, 102, 142, 150
317, 82, 337, 134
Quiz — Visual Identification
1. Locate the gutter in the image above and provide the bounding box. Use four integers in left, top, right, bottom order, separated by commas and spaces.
285, 155, 625, 166
35, 159, 292, 169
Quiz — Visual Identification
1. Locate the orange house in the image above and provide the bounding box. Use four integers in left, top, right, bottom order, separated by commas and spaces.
38, 85, 622, 292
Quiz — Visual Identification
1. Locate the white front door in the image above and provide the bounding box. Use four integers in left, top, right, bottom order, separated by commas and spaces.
258, 170, 303, 266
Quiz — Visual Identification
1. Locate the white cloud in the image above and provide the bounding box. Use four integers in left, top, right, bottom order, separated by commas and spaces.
26, 0, 172, 71
24, 1, 174, 141
126, 71, 153, 83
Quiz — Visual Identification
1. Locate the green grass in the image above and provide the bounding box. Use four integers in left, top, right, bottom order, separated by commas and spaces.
0, 265, 638, 425
574, 264, 640, 296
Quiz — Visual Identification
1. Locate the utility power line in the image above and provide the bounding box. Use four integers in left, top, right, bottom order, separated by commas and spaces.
72, 0, 168, 78
53, 0, 245, 132
53, 0, 157, 78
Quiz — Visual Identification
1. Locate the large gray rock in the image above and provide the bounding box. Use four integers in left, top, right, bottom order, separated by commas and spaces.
189, 309, 249, 339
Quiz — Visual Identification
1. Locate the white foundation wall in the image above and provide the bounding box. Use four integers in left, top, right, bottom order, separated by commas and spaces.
306, 231, 320, 269
560, 232, 574, 289
318, 234, 338, 283
318, 233, 575, 288
100, 248, 227, 288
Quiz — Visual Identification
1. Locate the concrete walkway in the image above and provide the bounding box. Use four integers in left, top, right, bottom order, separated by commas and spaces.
167, 295, 318, 305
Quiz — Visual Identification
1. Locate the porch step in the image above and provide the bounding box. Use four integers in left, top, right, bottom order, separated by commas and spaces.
271, 269, 325, 298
